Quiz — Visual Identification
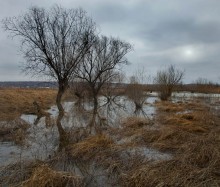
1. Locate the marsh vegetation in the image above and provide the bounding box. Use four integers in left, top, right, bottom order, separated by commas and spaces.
1, 4, 220, 187
1, 88, 220, 186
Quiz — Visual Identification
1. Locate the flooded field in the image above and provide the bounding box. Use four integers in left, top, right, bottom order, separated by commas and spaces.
0, 95, 158, 166
1, 92, 220, 186
1, 92, 220, 166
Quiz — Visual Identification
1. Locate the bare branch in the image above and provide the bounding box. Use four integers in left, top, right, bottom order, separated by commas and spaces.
2, 5, 97, 112
75, 35, 132, 110
154, 65, 184, 100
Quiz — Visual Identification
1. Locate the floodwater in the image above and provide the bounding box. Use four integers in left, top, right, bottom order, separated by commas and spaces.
1, 92, 219, 167
0, 96, 158, 166
0, 142, 24, 165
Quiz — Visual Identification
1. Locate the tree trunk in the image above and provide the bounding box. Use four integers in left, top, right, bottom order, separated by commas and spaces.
88, 94, 99, 133
57, 111, 69, 151
93, 96, 98, 112
167, 86, 173, 98
56, 87, 65, 114
56, 81, 68, 151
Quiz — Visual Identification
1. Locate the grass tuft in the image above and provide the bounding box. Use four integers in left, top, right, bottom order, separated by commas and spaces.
22, 164, 83, 187
69, 134, 114, 161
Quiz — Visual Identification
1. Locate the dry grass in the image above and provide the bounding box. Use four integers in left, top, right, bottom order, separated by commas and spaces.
0, 88, 57, 121
22, 164, 83, 187
155, 100, 187, 112
67, 128, 91, 144
164, 116, 207, 133
156, 101, 215, 131
120, 100, 220, 186
122, 132, 220, 187
133, 101, 217, 153
69, 134, 114, 161
0, 160, 44, 186
111, 117, 153, 138
0, 88, 75, 146
0, 88, 75, 121
1, 95, 220, 186
0, 160, 83, 187
0, 119, 29, 144
121, 116, 151, 129
67, 133, 149, 186
180, 132, 220, 168
136, 127, 192, 152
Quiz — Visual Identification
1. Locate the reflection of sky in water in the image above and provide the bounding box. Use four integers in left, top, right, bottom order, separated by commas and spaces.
172, 92, 220, 104
121, 146, 171, 161
1, 96, 158, 166
0, 116, 59, 166
1, 93, 219, 167
0, 142, 24, 166
98, 96, 158, 127
172, 92, 220, 98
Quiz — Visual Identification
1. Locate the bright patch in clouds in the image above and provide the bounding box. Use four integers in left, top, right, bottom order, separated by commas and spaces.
184, 48, 194, 57
142, 45, 200, 63
180, 46, 199, 61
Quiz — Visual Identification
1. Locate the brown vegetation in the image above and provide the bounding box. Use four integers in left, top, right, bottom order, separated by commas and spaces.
0, 119, 29, 144
22, 164, 83, 187
0, 160, 43, 186
0, 88, 57, 121
0, 88, 75, 121
120, 101, 220, 186
117, 116, 153, 138
155, 101, 215, 133
69, 134, 114, 161
0, 161, 83, 187
126, 83, 146, 109
0, 88, 75, 144
122, 130, 220, 186
154, 65, 184, 100
1, 90, 220, 186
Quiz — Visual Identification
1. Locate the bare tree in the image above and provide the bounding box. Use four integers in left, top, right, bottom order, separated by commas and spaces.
74, 36, 131, 131
101, 71, 126, 104
126, 68, 149, 110
2, 5, 96, 114
154, 65, 184, 101
75, 36, 132, 112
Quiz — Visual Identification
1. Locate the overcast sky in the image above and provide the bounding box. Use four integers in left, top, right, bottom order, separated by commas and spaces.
0, 0, 220, 83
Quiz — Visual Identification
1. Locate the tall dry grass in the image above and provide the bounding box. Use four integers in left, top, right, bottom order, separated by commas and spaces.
0, 88, 57, 121
122, 131, 220, 187
0, 160, 83, 187
1, 96, 220, 186
0, 88, 75, 121
0, 119, 29, 144
120, 100, 220, 186
69, 134, 115, 161
22, 164, 83, 187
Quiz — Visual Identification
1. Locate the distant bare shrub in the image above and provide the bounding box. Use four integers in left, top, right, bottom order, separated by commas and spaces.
126, 83, 146, 109
154, 65, 184, 101
193, 77, 220, 93
126, 69, 149, 109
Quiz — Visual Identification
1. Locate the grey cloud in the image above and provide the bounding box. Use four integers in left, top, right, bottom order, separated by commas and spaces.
0, 0, 220, 82
140, 19, 220, 50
